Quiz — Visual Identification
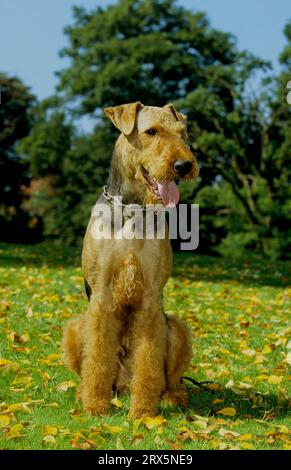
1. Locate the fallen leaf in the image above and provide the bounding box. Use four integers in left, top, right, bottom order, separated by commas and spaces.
268, 375, 283, 385
6, 423, 25, 439
238, 434, 253, 441
218, 428, 240, 439
8, 402, 31, 414
0, 415, 10, 427
257, 375, 269, 381
193, 420, 208, 430
56, 380, 76, 392
111, 396, 123, 408
11, 371, 33, 385
42, 435, 56, 445
102, 424, 124, 434
242, 349, 256, 357
262, 345, 272, 354
142, 416, 167, 430
241, 442, 254, 449
217, 407, 236, 417
212, 398, 224, 405
43, 425, 58, 436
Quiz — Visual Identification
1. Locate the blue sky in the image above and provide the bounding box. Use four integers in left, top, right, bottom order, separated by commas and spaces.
1, 0, 290, 99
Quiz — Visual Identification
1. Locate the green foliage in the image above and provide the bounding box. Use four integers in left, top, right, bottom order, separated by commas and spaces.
58, 0, 240, 111
0, 74, 40, 242
15, 2, 291, 258
19, 105, 114, 243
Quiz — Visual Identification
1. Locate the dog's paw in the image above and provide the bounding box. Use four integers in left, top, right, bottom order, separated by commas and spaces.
163, 388, 189, 407
82, 396, 111, 416
84, 403, 110, 416
129, 406, 157, 419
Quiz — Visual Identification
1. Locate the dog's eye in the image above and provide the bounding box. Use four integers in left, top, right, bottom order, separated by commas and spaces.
145, 128, 157, 136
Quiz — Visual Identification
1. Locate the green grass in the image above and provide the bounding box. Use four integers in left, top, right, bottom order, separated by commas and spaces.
0, 242, 290, 450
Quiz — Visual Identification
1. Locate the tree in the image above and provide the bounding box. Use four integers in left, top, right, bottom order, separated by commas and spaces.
20, 1, 289, 258
58, 0, 250, 112
0, 74, 40, 242
183, 20, 291, 259
18, 101, 114, 244
23, 0, 263, 244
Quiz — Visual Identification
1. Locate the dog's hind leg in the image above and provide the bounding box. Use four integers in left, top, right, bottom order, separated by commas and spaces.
62, 316, 84, 375
163, 315, 192, 407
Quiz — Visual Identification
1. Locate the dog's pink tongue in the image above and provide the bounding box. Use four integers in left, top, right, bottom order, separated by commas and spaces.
157, 181, 180, 207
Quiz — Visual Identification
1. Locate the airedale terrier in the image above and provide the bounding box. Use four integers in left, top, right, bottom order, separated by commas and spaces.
62, 102, 199, 418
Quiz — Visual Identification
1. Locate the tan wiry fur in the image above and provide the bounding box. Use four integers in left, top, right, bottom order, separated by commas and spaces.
62, 102, 198, 418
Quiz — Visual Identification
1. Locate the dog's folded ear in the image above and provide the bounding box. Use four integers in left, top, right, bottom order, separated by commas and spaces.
104, 102, 143, 135
164, 103, 187, 124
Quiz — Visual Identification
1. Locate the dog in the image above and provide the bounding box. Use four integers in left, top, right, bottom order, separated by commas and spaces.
62, 102, 199, 418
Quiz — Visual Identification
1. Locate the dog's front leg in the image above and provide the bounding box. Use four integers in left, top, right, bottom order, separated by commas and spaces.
81, 298, 120, 415
129, 300, 167, 418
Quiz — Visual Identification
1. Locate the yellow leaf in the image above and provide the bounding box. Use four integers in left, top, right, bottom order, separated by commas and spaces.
43, 425, 58, 436
241, 442, 254, 449
217, 407, 236, 417
279, 425, 289, 434
111, 396, 123, 408
239, 434, 253, 441
6, 423, 25, 439
42, 435, 56, 445
133, 418, 142, 436
254, 354, 266, 364
285, 352, 291, 366
257, 375, 269, 381
142, 415, 167, 430
193, 420, 208, 430
39, 353, 60, 366
11, 372, 32, 385
212, 398, 224, 405
0, 358, 16, 368
102, 424, 124, 434
0, 415, 10, 427
268, 375, 283, 385
242, 349, 256, 357
56, 380, 76, 392
218, 428, 240, 439
43, 402, 60, 409
238, 382, 253, 389
9, 403, 31, 414
262, 345, 272, 354
21, 332, 30, 343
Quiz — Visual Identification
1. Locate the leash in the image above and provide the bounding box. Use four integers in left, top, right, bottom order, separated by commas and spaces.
182, 376, 221, 392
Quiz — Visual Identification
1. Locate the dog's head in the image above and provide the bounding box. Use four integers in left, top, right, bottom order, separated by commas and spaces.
104, 102, 199, 206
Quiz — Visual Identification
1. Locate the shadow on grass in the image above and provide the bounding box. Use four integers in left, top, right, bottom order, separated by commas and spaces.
161, 384, 289, 421
173, 252, 290, 288
0, 242, 289, 288
0, 242, 80, 269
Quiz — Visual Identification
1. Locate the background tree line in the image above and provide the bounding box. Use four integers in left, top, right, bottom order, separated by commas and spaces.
1, 0, 290, 259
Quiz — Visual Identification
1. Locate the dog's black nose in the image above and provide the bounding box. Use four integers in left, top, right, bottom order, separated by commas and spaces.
174, 160, 192, 177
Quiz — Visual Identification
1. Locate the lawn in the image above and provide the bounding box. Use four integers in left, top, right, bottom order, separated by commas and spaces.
0, 242, 290, 450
